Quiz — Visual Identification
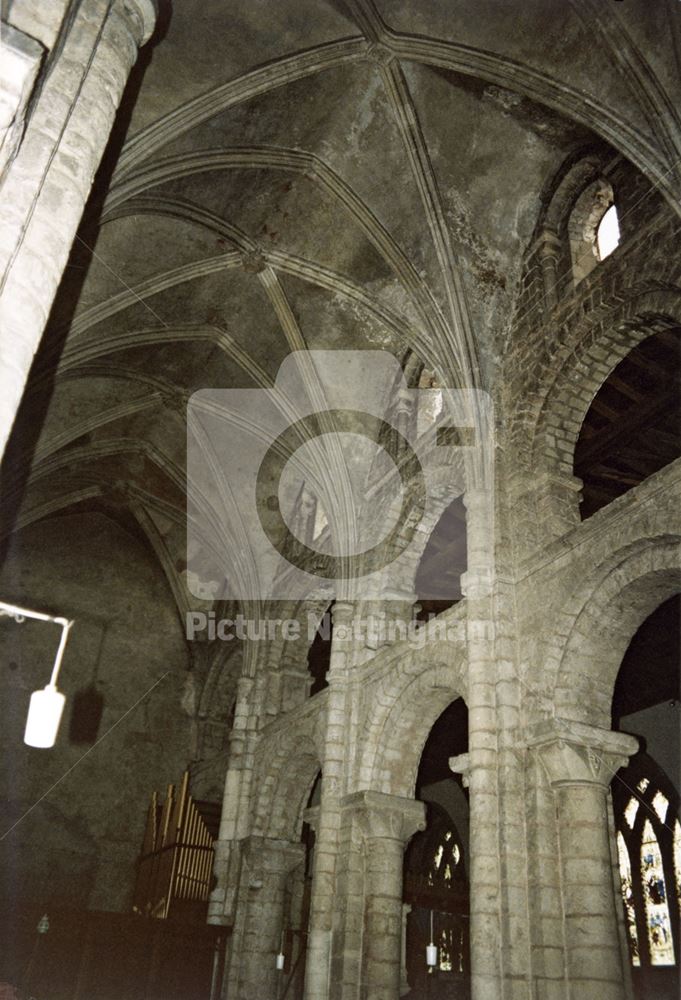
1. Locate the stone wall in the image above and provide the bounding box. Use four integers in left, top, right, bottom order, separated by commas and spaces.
0, 510, 192, 913
1, 3, 678, 998
0, 0, 157, 459
206, 175, 680, 1000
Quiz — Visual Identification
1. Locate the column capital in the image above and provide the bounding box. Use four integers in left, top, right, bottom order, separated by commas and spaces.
449, 752, 471, 788
241, 836, 305, 886
344, 790, 426, 843
303, 805, 320, 834
331, 600, 355, 629
534, 226, 562, 259
460, 567, 493, 599
377, 587, 418, 604
462, 487, 493, 511
119, 0, 158, 45
527, 718, 638, 789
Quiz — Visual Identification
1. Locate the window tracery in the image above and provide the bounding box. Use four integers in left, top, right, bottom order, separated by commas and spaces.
567, 176, 616, 283
641, 818, 675, 966
617, 830, 641, 966
674, 821, 681, 920
404, 807, 469, 986
614, 761, 680, 975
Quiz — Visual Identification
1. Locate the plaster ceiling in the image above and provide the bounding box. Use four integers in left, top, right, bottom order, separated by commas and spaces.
2, 0, 680, 626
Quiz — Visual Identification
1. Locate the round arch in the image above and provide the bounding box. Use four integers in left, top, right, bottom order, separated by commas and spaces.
554, 536, 681, 726
534, 289, 681, 484
361, 634, 468, 799
252, 731, 322, 843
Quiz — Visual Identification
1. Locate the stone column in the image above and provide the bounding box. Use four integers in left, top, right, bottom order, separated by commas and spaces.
304, 601, 355, 1000
529, 719, 638, 1000
349, 791, 425, 1000
279, 664, 313, 713
0, 21, 43, 181
209, 675, 257, 926
400, 903, 412, 996
536, 227, 563, 311
0, 0, 157, 459
233, 836, 305, 1000
461, 487, 507, 1000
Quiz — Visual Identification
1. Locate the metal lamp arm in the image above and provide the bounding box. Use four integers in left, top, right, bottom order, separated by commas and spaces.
0, 600, 74, 687
48, 619, 73, 687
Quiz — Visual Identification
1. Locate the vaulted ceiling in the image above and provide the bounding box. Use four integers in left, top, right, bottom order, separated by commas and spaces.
2, 0, 680, 626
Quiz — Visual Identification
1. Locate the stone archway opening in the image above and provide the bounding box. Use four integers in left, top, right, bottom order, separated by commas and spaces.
414, 496, 467, 623
611, 595, 681, 1000
574, 328, 681, 519
568, 176, 616, 284
402, 697, 470, 999
281, 771, 321, 1000
307, 603, 333, 696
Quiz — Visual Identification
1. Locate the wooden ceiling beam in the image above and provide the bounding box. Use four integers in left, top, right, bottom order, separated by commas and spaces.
589, 397, 621, 421
576, 382, 679, 465
606, 373, 645, 403
624, 348, 669, 380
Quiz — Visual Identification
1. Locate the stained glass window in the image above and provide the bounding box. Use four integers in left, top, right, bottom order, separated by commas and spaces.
429, 831, 459, 889
652, 791, 669, 824
404, 811, 469, 987
427, 827, 465, 972
614, 762, 680, 972
433, 843, 444, 874
617, 831, 641, 966
624, 796, 639, 829
437, 922, 464, 974
675, 820, 681, 921
641, 819, 675, 966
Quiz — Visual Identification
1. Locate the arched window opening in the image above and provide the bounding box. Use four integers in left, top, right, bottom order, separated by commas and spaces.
307, 603, 333, 696
405, 810, 467, 978
625, 796, 641, 830
302, 772, 321, 878
641, 819, 676, 966
414, 495, 467, 622
674, 821, 681, 918
416, 368, 444, 439
596, 203, 620, 260
281, 772, 321, 1000
614, 760, 681, 984
568, 177, 616, 284
618, 830, 642, 966
612, 596, 681, 998
613, 596, 680, 726
404, 698, 469, 993
574, 328, 681, 519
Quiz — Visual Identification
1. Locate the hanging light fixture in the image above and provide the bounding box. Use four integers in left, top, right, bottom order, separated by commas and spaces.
426, 909, 438, 969
275, 928, 285, 971
0, 600, 74, 748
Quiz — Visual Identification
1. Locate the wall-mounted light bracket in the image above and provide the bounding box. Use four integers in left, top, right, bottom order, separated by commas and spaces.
0, 600, 74, 748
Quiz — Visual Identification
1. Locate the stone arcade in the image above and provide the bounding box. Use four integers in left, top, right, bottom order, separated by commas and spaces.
0, 2, 679, 1000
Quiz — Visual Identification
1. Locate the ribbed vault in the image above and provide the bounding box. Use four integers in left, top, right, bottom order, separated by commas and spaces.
2, 0, 680, 712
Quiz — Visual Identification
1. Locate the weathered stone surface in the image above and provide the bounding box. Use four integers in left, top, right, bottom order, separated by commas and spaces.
0, 2, 679, 999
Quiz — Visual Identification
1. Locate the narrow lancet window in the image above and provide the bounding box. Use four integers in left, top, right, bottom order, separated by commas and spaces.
641, 819, 676, 966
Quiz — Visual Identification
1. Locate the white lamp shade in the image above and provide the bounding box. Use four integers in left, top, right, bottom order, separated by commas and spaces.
426, 943, 438, 967
24, 685, 65, 748
276, 952, 285, 970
